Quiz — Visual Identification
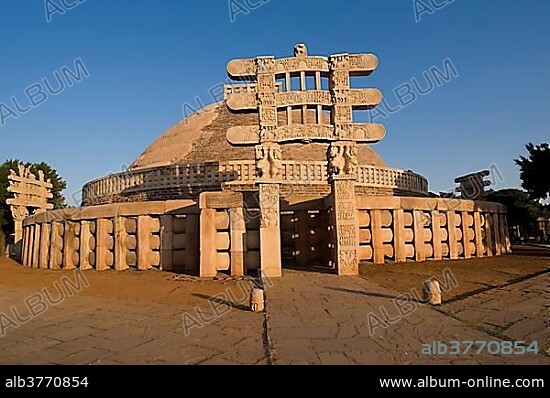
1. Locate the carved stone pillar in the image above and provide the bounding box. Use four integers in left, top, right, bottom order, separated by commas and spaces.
329, 139, 359, 276
199, 208, 218, 278
329, 53, 352, 142
256, 121, 283, 278
230, 207, 246, 277
10, 206, 28, 262
259, 184, 282, 278
330, 176, 359, 275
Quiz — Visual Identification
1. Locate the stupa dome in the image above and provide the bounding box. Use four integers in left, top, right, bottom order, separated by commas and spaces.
130, 102, 386, 170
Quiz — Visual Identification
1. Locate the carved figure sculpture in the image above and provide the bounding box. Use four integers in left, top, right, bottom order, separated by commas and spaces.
329, 145, 345, 176
256, 146, 269, 178
343, 145, 358, 175
268, 146, 282, 179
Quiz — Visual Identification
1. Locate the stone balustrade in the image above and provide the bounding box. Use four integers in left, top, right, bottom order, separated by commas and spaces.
20, 194, 510, 273
352, 196, 511, 265
82, 161, 429, 206
21, 200, 200, 273
356, 166, 428, 194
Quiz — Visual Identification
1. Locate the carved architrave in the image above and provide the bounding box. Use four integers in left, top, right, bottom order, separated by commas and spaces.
348, 54, 379, 72
226, 92, 258, 111
227, 59, 257, 78
277, 124, 335, 142
228, 89, 381, 111
335, 124, 354, 140
260, 126, 278, 143
277, 91, 332, 107
350, 123, 386, 142
275, 57, 329, 73
228, 53, 377, 79
255, 57, 276, 74
225, 44, 386, 149
227, 126, 261, 145
349, 89, 383, 107
329, 54, 350, 70
227, 123, 386, 145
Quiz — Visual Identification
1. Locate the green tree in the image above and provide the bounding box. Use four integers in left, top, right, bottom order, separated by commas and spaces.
515, 142, 550, 201
0, 159, 67, 237
487, 189, 543, 238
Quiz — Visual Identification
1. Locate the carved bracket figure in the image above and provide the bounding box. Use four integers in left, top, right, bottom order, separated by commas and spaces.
256, 144, 282, 180
329, 143, 358, 177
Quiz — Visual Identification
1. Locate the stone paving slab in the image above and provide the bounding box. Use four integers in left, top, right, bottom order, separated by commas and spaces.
266, 271, 550, 365
0, 284, 265, 365
0, 267, 548, 365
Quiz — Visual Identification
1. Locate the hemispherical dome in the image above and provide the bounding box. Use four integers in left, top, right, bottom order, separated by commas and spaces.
130, 101, 386, 170
82, 101, 428, 207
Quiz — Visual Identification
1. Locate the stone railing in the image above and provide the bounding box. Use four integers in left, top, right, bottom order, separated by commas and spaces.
353, 196, 510, 264
20, 200, 199, 273
356, 166, 428, 195
82, 161, 428, 205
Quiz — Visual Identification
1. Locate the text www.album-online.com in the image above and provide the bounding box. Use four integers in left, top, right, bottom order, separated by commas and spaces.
380, 376, 545, 389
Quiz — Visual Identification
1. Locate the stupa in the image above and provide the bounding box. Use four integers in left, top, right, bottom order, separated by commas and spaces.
10, 45, 511, 278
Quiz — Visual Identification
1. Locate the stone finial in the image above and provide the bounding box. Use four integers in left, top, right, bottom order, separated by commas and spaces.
294, 43, 308, 58
423, 280, 442, 305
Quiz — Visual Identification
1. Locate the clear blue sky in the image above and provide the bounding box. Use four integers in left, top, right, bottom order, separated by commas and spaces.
1, 0, 548, 205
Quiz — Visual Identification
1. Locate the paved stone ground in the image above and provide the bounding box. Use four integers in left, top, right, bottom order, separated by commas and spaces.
0, 265, 548, 365
444, 275, 548, 348
0, 283, 266, 365
267, 271, 549, 365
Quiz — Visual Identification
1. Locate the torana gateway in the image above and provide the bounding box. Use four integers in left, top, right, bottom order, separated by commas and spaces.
9, 45, 511, 278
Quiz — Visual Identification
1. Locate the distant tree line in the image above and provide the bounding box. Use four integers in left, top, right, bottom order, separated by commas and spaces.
489, 142, 550, 242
